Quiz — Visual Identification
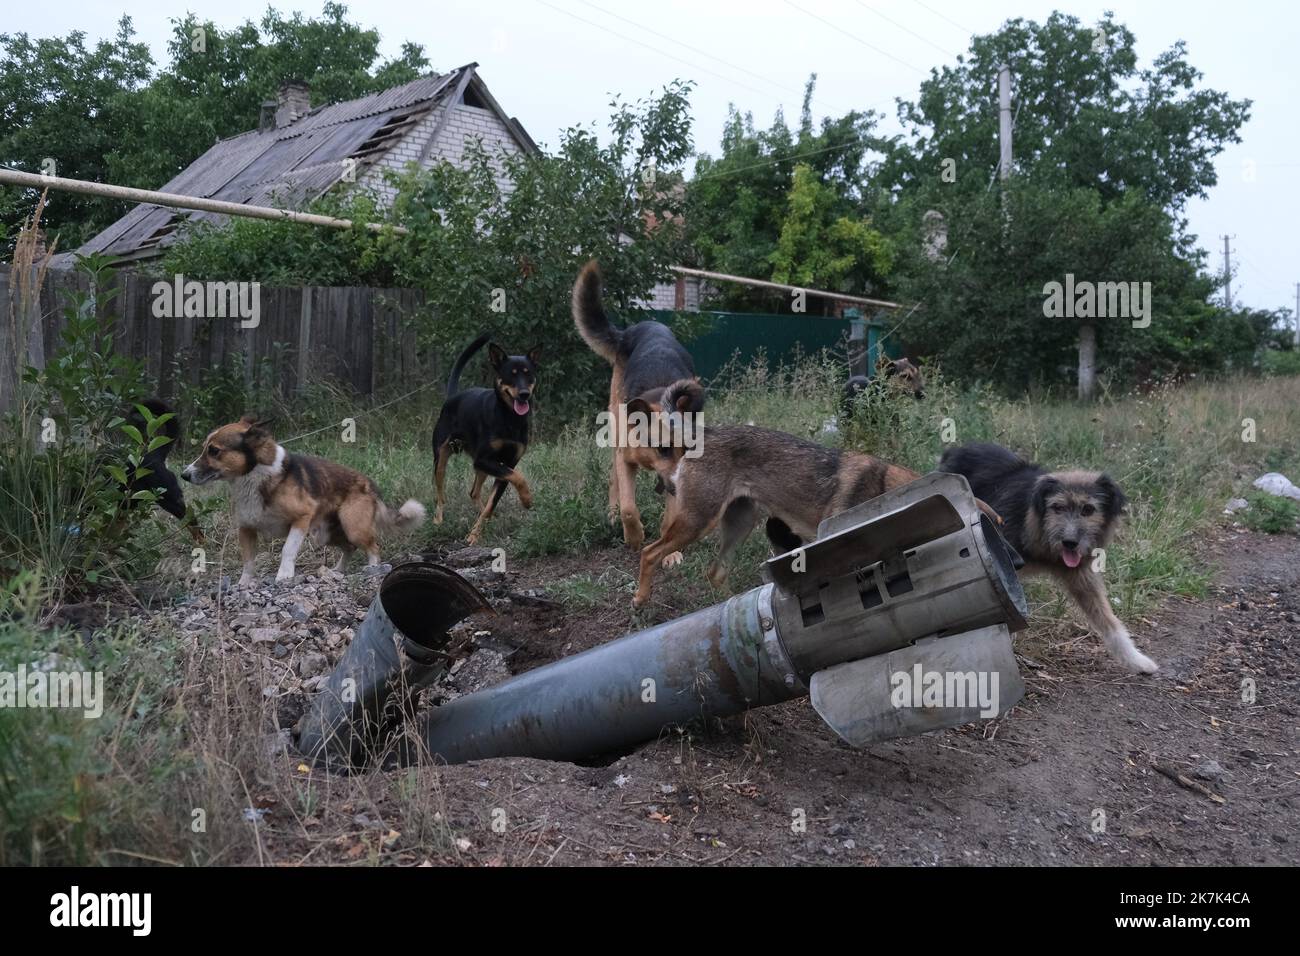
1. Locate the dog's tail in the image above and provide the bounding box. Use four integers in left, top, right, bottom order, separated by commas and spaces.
572, 260, 622, 364
447, 333, 492, 397
660, 378, 705, 414
377, 497, 428, 534
938, 442, 1027, 478
132, 397, 181, 460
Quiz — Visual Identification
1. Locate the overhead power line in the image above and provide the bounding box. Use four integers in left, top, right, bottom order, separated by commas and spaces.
783, 0, 929, 74
909, 0, 976, 37
851, 0, 959, 58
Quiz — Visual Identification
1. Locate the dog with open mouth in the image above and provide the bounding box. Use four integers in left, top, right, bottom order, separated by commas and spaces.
938, 441, 1156, 673
182, 416, 425, 586
432, 333, 540, 544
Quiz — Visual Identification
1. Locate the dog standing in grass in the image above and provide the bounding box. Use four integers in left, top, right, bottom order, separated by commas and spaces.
938, 442, 1156, 674
842, 356, 926, 419
182, 416, 425, 585
572, 260, 704, 552
432, 333, 540, 544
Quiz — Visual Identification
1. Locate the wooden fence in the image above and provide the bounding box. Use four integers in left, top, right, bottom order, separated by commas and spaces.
0, 265, 433, 412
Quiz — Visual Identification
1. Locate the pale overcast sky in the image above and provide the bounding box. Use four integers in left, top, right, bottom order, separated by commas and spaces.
10, 0, 1296, 312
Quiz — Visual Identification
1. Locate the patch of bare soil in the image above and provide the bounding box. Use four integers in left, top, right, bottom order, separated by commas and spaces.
145, 526, 1298, 865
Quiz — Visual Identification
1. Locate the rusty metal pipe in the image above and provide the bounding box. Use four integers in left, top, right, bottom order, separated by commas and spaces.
302, 473, 1030, 769
403, 582, 799, 765
294, 562, 490, 771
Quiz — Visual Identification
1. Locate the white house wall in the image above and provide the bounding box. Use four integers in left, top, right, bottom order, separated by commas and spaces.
359, 103, 522, 206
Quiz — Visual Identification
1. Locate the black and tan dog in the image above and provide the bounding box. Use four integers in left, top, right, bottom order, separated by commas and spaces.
432, 333, 540, 544
572, 260, 704, 552
120, 398, 203, 542
938, 442, 1156, 674
182, 417, 425, 585
842, 356, 926, 416
631, 424, 1001, 607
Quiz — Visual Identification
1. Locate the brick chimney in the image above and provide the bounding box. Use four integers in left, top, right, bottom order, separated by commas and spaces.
275, 80, 311, 129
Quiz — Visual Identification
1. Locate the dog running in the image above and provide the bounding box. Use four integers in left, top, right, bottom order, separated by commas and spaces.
432, 333, 540, 544
181, 416, 425, 586
572, 260, 704, 552
630, 424, 1002, 607
938, 442, 1156, 674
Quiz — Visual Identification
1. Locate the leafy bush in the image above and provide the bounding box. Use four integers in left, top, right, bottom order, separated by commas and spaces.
1261, 349, 1300, 378
1240, 492, 1300, 534
0, 254, 163, 598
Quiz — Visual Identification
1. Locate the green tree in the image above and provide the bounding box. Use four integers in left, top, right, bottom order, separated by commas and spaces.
0, 3, 428, 251
879, 12, 1251, 396
0, 17, 153, 250
768, 163, 893, 302
686, 76, 888, 310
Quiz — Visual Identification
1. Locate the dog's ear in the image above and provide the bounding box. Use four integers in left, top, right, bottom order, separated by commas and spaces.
242, 423, 278, 464
487, 343, 506, 368
1096, 473, 1127, 517
527, 345, 542, 367
1032, 475, 1059, 518
240, 414, 273, 430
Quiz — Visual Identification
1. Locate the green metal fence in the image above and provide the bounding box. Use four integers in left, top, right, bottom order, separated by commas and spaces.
642, 308, 901, 382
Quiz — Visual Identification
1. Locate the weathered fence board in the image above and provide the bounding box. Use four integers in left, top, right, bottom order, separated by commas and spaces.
0, 265, 434, 412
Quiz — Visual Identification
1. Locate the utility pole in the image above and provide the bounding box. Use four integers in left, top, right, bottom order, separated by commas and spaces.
1295, 282, 1299, 347
1221, 235, 1234, 311
998, 65, 1013, 182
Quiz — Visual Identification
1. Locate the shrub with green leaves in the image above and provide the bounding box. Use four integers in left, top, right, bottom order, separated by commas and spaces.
1240, 492, 1300, 534
0, 254, 163, 598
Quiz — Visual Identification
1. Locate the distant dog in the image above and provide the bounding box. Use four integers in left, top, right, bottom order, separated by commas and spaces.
842, 356, 926, 417
432, 333, 540, 545
572, 260, 704, 552
120, 398, 203, 542
631, 424, 1001, 607
182, 417, 425, 585
938, 442, 1155, 674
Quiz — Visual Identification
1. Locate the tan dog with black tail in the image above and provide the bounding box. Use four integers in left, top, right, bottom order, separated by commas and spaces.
572, 260, 704, 551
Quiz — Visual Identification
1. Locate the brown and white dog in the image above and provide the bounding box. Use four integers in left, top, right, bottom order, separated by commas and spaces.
572, 260, 704, 552
181, 416, 425, 586
938, 442, 1156, 673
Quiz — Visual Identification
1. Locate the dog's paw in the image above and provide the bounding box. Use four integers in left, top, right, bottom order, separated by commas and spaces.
466, 532, 480, 546
1108, 629, 1159, 673
275, 571, 296, 584
434, 508, 444, 525
706, 563, 728, 588
237, 573, 254, 589
661, 551, 683, 569
1127, 649, 1159, 674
